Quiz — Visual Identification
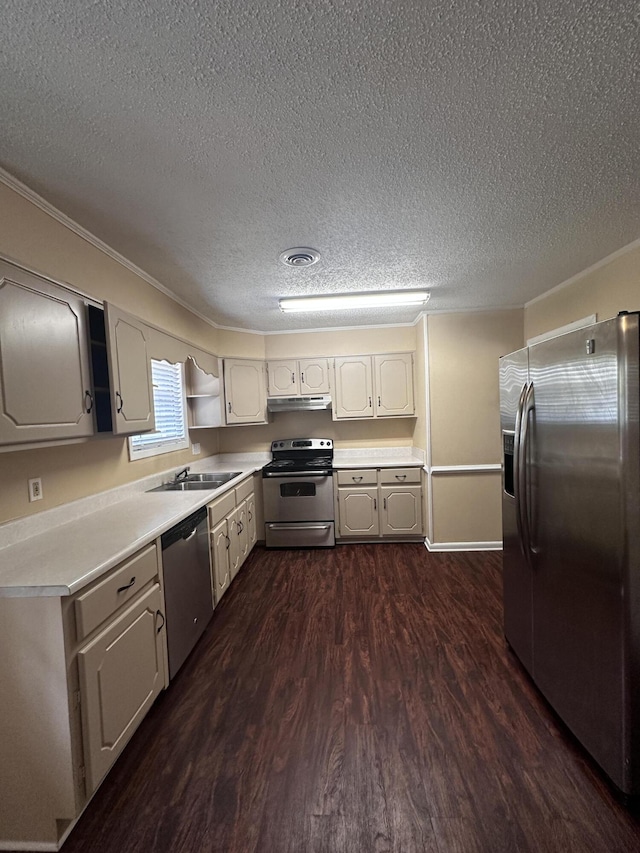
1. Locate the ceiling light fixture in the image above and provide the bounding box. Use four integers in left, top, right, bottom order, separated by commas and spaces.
279, 247, 320, 267
279, 290, 430, 313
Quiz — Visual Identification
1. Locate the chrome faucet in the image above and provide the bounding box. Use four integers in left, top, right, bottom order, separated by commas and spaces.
173, 466, 191, 482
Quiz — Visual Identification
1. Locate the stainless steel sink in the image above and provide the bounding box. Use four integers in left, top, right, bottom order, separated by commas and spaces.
186, 472, 241, 483
147, 472, 241, 493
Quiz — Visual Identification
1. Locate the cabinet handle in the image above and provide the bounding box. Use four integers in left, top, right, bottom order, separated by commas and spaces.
84, 390, 93, 414
378, 396, 381, 407
369, 396, 372, 408
155, 610, 165, 634
117, 576, 136, 593
228, 401, 232, 413
373, 498, 377, 510
291, 372, 296, 384
353, 476, 363, 482
301, 372, 305, 384
116, 391, 124, 413
248, 510, 253, 521
395, 474, 407, 480
238, 521, 243, 533
384, 498, 387, 509
225, 534, 230, 549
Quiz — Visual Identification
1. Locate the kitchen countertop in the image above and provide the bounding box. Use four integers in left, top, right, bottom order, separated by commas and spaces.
333, 448, 425, 468
0, 457, 266, 598
0, 447, 425, 598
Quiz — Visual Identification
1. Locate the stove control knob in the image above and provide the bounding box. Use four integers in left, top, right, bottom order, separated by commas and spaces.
320, 441, 324, 445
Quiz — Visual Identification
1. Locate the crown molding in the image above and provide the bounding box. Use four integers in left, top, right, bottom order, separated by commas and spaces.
0, 165, 222, 332
525, 237, 640, 308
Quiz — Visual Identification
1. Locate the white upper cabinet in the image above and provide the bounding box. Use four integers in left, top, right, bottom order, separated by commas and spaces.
0, 260, 94, 444
267, 357, 330, 397
333, 353, 415, 420
223, 358, 268, 424
332, 356, 374, 418
104, 303, 155, 435
268, 359, 298, 396
373, 353, 414, 417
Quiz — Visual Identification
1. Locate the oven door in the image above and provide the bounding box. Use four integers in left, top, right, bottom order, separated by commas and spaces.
263, 473, 334, 523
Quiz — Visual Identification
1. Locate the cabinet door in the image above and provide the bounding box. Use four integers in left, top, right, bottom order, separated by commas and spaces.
246, 493, 257, 550
211, 518, 231, 602
380, 486, 422, 536
267, 360, 298, 397
0, 261, 94, 444
228, 507, 242, 579
223, 359, 268, 424
104, 303, 155, 435
374, 353, 414, 417
236, 499, 249, 567
338, 487, 380, 537
299, 358, 330, 394
333, 356, 374, 419
77, 584, 165, 794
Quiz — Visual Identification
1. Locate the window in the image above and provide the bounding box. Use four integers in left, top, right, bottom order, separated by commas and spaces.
128, 359, 189, 460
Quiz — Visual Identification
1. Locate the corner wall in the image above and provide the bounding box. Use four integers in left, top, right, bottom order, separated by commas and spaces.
425, 309, 524, 550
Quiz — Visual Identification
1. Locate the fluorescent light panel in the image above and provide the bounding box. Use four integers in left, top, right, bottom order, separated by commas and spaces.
279, 290, 430, 313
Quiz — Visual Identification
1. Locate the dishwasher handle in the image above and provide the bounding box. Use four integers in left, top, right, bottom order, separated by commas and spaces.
161, 506, 207, 550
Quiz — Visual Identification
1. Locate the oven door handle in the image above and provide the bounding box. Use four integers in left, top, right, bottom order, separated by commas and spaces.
266, 523, 332, 530
263, 471, 333, 478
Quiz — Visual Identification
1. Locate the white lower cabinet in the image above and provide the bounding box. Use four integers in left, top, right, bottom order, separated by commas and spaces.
78, 584, 165, 794
0, 542, 167, 850
380, 485, 422, 536
211, 517, 231, 600
338, 486, 380, 537
209, 476, 257, 600
337, 467, 423, 541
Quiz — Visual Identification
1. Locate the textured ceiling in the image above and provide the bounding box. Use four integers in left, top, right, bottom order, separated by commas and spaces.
1, 0, 639, 332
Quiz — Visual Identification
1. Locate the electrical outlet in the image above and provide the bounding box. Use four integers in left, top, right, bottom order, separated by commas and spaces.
28, 477, 43, 502
191, 442, 201, 455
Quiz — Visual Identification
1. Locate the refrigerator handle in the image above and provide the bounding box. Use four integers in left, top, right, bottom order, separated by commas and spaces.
518, 381, 536, 567
513, 382, 528, 558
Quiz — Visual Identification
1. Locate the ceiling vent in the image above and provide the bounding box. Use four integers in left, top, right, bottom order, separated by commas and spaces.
279, 247, 320, 267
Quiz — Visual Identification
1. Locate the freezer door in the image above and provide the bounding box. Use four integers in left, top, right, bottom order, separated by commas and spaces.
499, 347, 533, 673
528, 317, 630, 791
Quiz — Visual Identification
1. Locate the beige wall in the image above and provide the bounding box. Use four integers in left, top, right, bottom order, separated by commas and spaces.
215, 325, 420, 454
431, 472, 503, 545
524, 242, 640, 340
264, 325, 415, 358
218, 410, 415, 453
428, 309, 524, 466
0, 182, 220, 525
426, 308, 524, 546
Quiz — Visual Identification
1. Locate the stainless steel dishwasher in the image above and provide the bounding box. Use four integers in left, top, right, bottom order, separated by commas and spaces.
161, 507, 213, 680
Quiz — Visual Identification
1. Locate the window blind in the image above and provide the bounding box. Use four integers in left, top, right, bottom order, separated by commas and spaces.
129, 360, 187, 457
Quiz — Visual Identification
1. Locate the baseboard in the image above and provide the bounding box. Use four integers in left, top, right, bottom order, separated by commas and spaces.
424, 538, 503, 552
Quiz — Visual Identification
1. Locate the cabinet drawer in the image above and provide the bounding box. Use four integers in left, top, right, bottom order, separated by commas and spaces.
235, 476, 254, 503
209, 490, 236, 526
336, 469, 377, 486
75, 543, 158, 641
379, 467, 421, 484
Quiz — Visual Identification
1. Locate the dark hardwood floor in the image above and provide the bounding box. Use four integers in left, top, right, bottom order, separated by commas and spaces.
60, 544, 640, 852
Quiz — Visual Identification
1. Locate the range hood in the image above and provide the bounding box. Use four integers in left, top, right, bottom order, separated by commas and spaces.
267, 395, 332, 413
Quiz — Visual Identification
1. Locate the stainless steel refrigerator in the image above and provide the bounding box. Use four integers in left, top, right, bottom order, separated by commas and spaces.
500, 312, 640, 796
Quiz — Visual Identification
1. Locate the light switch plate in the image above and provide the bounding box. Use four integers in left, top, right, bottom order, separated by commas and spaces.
191, 442, 201, 455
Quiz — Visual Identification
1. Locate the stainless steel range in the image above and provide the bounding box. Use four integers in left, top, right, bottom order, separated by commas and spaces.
262, 438, 335, 548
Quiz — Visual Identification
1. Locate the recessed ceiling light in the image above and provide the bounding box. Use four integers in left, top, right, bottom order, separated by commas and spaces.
279, 290, 430, 313
279, 247, 320, 267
